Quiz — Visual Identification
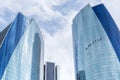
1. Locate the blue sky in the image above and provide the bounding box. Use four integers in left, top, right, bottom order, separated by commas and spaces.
0, 0, 120, 80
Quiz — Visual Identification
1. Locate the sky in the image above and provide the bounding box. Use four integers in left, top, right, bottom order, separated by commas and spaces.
0, 0, 120, 80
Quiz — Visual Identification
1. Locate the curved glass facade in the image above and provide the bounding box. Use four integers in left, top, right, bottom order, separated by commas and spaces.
0, 13, 29, 79
92, 4, 120, 61
0, 13, 44, 80
72, 4, 120, 80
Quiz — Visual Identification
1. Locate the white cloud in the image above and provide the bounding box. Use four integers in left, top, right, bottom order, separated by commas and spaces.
0, 0, 67, 30
0, 0, 120, 80
0, 18, 7, 24
77, 0, 102, 6
22, 1, 64, 21
0, 0, 76, 80
41, 10, 77, 80
41, 1, 120, 80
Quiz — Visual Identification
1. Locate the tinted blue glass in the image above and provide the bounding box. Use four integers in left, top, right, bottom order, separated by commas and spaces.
72, 4, 120, 80
1, 20, 44, 80
77, 70, 86, 80
31, 33, 41, 80
0, 13, 28, 79
47, 62, 55, 80
92, 4, 120, 61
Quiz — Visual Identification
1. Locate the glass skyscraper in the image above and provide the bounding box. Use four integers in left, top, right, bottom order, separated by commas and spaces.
0, 13, 44, 80
72, 4, 120, 80
44, 62, 59, 80
92, 4, 120, 61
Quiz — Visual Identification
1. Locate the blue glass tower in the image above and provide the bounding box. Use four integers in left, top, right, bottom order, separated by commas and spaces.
92, 4, 120, 61
72, 4, 120, 80
0, 13, 44, 80
44, 62, 59, 80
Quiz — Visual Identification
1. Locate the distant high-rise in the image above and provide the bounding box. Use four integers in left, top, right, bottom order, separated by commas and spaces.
0, 13, 44, 80
92, 4, 120, 61
44, 62, 59, 80
72, 4, 120, 80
